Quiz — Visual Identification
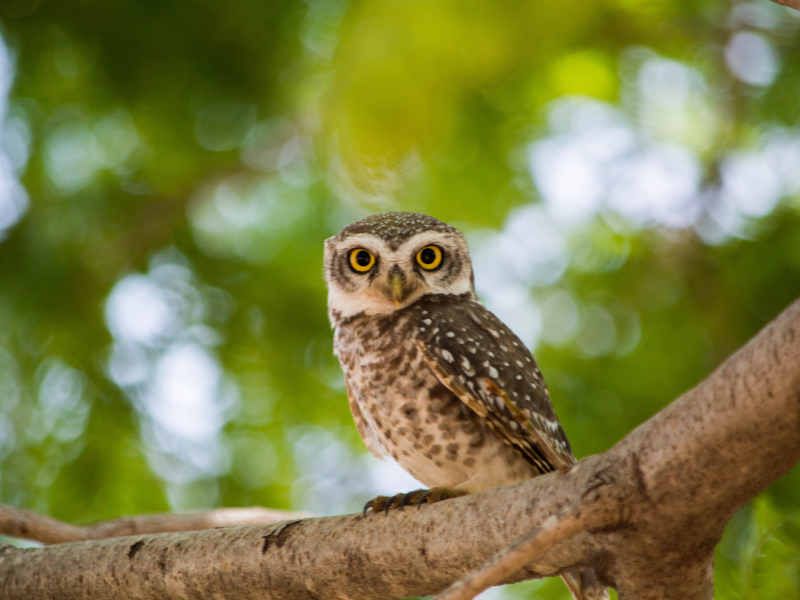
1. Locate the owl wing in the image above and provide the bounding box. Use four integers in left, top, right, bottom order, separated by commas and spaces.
413, 297, 575, 473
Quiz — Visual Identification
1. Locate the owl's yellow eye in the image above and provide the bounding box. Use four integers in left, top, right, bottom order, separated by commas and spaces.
416, 245, 443, 270
349, 248, 375, 273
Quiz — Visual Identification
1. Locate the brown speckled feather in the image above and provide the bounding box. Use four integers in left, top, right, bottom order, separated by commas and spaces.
410, 295, 576, 472
345, 379, 385, 460
326, 212, 606, 600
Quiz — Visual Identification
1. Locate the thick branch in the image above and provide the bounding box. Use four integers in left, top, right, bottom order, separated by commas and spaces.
0, 472, 601, 600
601, 296, 800, 598
0, 505, 307, 545
1, 297, 799, 600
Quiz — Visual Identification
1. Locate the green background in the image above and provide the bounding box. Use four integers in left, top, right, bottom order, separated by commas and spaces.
1, 0, 800, 597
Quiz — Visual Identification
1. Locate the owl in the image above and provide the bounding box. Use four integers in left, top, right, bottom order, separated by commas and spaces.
324, 212, 606, 600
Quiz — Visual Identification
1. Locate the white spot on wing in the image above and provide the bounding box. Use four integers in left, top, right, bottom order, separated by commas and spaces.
460, 356, 475, 376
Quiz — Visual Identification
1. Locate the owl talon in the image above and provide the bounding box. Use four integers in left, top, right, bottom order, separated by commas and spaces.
418, 487, 468, 507
398, 492, 413, 511
416, 489, 432, 508
362, 495, 391, 517
362, 488, 467, 517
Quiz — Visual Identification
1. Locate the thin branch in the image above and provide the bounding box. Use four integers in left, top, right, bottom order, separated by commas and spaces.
0, 505, 84, 545
0, 504, 307, 545
432, 500, 607, 600
770, 0, 800, 11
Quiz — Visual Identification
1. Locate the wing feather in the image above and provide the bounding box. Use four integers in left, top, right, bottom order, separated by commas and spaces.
413, 297, 575, 472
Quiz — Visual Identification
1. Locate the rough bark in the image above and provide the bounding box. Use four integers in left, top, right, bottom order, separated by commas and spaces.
1, 297, 799, 600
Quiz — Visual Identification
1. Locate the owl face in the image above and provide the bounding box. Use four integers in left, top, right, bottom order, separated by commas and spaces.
325, 213, 476, 322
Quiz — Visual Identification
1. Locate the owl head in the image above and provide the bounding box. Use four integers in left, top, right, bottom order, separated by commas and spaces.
325, 212, 476, 323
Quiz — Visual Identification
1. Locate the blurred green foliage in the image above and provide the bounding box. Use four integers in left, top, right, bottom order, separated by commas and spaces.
1, 0, 800, 598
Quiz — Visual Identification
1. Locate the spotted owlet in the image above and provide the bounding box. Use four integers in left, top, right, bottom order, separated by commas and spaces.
324, 212, 607, 600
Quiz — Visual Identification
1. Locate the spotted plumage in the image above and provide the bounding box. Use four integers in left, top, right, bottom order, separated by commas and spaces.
324, 212, 606, 600
335, 294, 542, 491
414, 295, 575, 472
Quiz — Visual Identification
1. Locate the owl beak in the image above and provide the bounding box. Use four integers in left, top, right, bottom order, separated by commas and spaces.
390, 273, 408, 308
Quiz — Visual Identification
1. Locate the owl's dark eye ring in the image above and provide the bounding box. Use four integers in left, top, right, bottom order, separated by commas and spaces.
416, 245, 443, 270
349, 248, 376, 273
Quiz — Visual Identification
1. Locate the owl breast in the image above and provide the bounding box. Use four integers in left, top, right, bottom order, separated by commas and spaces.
334, 303, 536, 493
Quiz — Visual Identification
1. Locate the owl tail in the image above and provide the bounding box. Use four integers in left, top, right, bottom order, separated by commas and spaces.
561, 568, 608, 600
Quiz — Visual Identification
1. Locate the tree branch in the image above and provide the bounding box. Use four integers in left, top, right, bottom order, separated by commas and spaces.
1, 297, 798, 600
769, 0, 800, 11
432, 494, 617, 600
0, 505, 307, 545
0, 473, 600, 600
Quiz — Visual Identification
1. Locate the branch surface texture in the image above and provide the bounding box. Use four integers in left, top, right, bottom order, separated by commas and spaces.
1, 298, 799, 600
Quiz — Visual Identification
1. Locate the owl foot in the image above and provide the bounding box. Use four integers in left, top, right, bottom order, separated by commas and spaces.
362, 487, 467, 517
